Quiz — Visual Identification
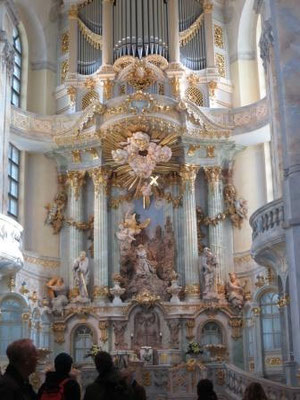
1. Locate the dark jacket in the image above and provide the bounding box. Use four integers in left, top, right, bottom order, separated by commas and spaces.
0, 364, 37, 400
84, 368, 133, 400
131, 380, 146, 400
37, 371, 80, 400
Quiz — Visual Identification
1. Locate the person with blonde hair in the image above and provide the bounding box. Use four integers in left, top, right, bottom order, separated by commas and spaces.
242, 382, 268, 400
0, 339, 38, 399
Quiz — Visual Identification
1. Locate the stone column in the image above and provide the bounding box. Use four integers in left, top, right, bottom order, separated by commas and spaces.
266, 0, 300, 376
90, 168, 109, 304
203, 1, 215, 68
109, 186, 122, 277
203, 166, 226, 283
68, 5, 78, 74
66, 171, 85, 292
102, 0, 113, 66
0, 31, 14, 214
167, 0, 180, 64
179, 165, 200, 302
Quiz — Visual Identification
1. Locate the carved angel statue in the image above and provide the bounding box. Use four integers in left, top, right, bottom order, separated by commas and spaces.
226, 272, 246, 310
73, 251, 90, 299
46, 276, 68, 314
116, 211, 150, 244
223, 184, 248, 229
135, 244, 156, 277
201, 247, 217, 299
45, 191, 67, 234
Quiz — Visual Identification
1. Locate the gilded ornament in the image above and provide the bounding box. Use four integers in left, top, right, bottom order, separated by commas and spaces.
22, 312, 31, 321
170, 76, 181, 98
53, 322, 66, 344
132, 289, 160, 308
184, 284, 200, 296
252, 307, 261, 316
61, 60, 69, 83
24, 254, 60, 268
82, 90, 99, 110
277, 295, 290, 308
8, 275, 15, 292
180, 13, 204, 47
99, 321, 109, 343
206, 145, 215, 158
103, 79, 113, 100
142, 371, 152, 386
203, 166, 221, 184
66, 170, 86, 200
229, 318, 243, 340
69, 287, 80, 299
215, 54, 225, 78
93, 285, 109, 298
61, 31, 69, 54
89, 167, 110, 196
223, 184, 248, 229
85, 77, 96, 90
265, 357, 282, 366
158, 83, 165, 95
118, 59, 160, 90
72, 150, 81, 163
203, 1, 213, 13
45, 190, 68, 234
187, 145, 201, 157
185, 319, 196, 341
179, 165, 199, 184
214, 25, 224, 49
78, 18, 102, 49
185, 86, 204, 107
216, 369, 225, 385
208, 81, 217, 98
67, 86, 77, 104
87, 148, 99, 160
68, 5, 78, 19
29, 291, 38, 303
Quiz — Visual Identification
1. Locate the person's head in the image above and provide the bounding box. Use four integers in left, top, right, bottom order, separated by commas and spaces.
94, 351, 114, 375
54, 353, 73, 376
6, 339, 38, 378
197, 379, 217, 400
80, 251, 86, 261
243, 382, 268, 400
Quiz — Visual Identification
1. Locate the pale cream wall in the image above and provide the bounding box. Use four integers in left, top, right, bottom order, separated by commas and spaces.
24, 153, 59, 257
233, 144, 268, 252
27, 69, 56, 115
231, 59, 260, 107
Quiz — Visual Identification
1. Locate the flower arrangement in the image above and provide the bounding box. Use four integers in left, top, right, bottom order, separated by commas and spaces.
186, 341, 203, 355
85, 345, 102, 359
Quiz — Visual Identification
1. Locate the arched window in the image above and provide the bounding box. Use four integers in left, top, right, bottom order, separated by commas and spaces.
0, 296, 25, 356
260, 292, 281, 351
73, 325, 93, 363
11, 27, 22, 107
201, 322, 223, 345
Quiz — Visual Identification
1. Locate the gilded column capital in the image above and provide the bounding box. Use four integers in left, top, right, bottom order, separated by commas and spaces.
203, 166, 222, 185
68, 5, 78, 19
89, 167, 110, 196
66, 170, 86, 200
179, 165, 199, 184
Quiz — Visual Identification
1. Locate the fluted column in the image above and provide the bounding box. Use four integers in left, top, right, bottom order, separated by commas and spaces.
203, 166, 226, 283
68, 5, 78, 74
168, 0, 180, 64
66, 171, 86, 291
90, 168, 109, 304
203, 1, 215, 68
102, 0, 113, 66
179, 166, 200, 302
109, 187, 122, 277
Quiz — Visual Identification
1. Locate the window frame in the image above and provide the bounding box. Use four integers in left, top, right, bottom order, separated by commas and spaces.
11, 27, 22, 107
8, 143, 21, 220
260, 292, 281, 351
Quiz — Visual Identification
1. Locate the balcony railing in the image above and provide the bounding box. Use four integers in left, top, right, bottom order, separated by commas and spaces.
0, 213, 23, 277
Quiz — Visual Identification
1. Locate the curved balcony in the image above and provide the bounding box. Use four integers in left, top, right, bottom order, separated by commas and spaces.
249, 199, 285, 266
0, 214, 24, 278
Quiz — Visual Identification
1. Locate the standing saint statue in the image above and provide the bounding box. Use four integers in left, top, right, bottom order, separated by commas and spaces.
201, 247, 217, 299
73, 251, 90, 299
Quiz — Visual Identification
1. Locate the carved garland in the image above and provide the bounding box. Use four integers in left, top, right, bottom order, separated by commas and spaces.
180, 13, 204, 47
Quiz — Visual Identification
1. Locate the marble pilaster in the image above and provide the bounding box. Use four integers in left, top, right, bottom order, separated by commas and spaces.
102, 0, 113, 66
203, 1, 215, 68
90, 168, 109, 304
203, 166, 226, 283
179, 166, 200, 302
68, 5, 78, 74
267, 0, 300, 372
167, 0, 180, 64
66, 171, 85, 290
0, 31, 14, 214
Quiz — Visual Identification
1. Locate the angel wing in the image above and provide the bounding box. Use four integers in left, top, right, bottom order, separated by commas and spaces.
139, 218, 151, 229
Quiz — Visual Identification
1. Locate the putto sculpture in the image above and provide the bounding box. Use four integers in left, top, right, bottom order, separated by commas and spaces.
226, 272, 246, 310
